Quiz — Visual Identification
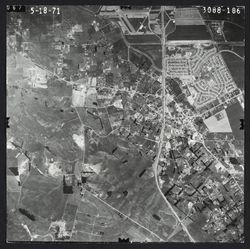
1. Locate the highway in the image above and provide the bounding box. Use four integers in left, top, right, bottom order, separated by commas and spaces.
116, 21, 162, 72
152, 6, 196, 243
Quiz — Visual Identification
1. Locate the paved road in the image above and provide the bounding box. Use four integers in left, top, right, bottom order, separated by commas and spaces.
116, 24, 162, 72
152, 6, 196, 243
84, 189, 165, 241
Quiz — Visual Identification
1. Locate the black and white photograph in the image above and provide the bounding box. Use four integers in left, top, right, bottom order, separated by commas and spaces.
6, 4, 245, 243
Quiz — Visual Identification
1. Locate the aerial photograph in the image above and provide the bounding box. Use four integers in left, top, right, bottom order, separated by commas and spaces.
6, 5, 244, 242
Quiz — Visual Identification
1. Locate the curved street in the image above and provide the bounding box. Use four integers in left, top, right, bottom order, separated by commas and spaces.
152, 6, 196, 243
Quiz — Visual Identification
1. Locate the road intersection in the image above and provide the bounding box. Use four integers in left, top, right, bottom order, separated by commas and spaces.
152, 6, 196, 243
